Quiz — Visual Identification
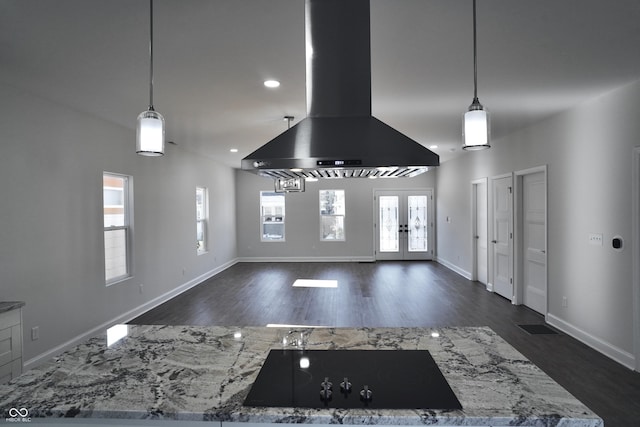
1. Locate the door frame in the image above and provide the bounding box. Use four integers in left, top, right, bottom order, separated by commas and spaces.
373, 188, 434, 261
632, 147, 640, 371
513, 165, 548, 316
470, 177, 489, 287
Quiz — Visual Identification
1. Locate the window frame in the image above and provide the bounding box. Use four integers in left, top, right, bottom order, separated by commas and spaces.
319, 189, 346, 241
260, 191, 286, 242
196, 186, 209, 255
103, 172, 133, 286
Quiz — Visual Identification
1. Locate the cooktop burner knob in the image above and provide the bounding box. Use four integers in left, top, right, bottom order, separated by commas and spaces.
320, 378, 333, 401
360, 385, 373, 401
320, 377, 333, 390
340, 377, 352, 392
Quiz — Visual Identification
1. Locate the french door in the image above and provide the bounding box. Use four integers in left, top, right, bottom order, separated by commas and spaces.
375, 190, 433, 260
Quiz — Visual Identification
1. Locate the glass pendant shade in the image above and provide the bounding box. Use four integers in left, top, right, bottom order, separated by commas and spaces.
463, 103, 490, 151
136, 109, 165, 156
462, 0, 490, 152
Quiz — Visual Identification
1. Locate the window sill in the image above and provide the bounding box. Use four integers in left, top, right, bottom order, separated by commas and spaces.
106, 275, 133, 287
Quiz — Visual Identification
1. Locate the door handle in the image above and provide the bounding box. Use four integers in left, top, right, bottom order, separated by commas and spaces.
474, 235, 479, 239
541, 250, 546, 254
491, 240, 497, 244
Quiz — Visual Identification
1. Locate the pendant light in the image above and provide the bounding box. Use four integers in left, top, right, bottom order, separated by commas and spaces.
462, 0, 490, 151
136, 0, 165, 156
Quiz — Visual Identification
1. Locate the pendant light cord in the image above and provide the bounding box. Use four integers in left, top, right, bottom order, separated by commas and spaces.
472, 0, 478, 103
148, 0, 155, 111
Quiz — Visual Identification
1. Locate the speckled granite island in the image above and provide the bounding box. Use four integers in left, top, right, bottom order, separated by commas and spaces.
1, 326, 602, 426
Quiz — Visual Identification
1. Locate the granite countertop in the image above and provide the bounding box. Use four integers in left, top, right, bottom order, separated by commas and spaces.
0, 325, 602, 426
0, 301, 25, 314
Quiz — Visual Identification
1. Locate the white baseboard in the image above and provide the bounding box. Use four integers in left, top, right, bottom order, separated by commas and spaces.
238, 256, 376, 263
486, 282, 494, 292
547, 313, 636, 370
434, 257, 472, 280
24, 258, 238, 371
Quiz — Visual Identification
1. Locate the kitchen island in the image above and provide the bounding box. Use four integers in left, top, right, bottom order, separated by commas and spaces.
1, 325, 602, 426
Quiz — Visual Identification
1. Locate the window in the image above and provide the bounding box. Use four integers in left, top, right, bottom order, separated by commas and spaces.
103, 173, 132, 285
196, 186, 208, 254
319, 189, 345, 241
260, 191, 285, 241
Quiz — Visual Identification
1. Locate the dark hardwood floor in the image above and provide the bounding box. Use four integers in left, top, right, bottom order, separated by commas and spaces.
130, 261, 640, 426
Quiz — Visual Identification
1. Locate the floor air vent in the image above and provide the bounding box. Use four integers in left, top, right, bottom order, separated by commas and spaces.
518, 324, 559, 335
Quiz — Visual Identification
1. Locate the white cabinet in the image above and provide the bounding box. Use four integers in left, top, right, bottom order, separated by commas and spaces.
0, 303, 24, 384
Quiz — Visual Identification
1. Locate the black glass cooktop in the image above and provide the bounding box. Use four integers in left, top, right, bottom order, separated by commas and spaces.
243, 349, 462, 410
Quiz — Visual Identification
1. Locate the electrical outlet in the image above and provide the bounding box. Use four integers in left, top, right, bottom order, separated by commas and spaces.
139, 283, 144, 294
588, 233, 603, 246
562, 296, 568, 308
31, 326, 40, 341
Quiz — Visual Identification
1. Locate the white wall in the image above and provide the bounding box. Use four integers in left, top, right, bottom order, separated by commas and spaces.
236, 170, 436, 260
0, 83, 237, 364
436, 79, 640, 368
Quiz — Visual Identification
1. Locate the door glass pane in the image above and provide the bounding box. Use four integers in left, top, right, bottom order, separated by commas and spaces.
379, 196, 399, 252
408, 195, 428, 252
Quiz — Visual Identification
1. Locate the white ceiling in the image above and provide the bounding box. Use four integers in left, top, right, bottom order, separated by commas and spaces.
2, 0, 640, 167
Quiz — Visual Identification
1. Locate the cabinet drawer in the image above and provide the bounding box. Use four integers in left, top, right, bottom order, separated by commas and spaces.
0, 324, 22, 366
0, 358, 22, 384
0, 309, 20, 328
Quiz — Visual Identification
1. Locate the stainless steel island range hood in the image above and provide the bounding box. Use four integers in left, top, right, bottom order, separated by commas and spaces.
242, 0, 439, 182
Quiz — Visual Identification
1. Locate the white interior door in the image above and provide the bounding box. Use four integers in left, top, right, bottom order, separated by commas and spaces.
492, 175, 513, 301
522, 171, 547, 314
473, 180, 488, 285
375, 190, 433, 260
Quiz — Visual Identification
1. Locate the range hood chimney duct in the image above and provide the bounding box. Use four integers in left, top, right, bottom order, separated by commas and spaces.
242, 0, 439, 180
306, 0, 371, 118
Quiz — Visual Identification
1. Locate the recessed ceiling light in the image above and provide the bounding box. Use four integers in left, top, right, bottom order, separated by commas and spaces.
264, 80, 280, 88
230, 148, 238, 153
429, 145, 438, 149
